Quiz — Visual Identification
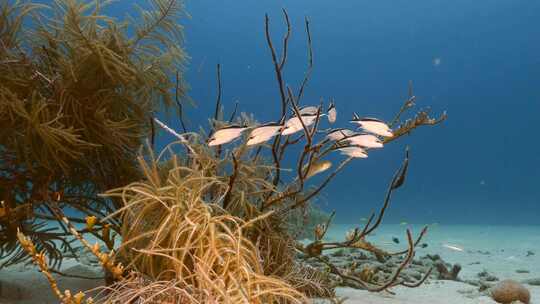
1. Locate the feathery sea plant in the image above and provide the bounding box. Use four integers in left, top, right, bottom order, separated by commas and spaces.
0, 0, 188, 268
101, 142, 307, 303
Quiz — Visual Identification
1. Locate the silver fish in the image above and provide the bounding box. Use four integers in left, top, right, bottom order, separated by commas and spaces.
326, 128, 355, 141
208, 125, 247, 146
246, 123, 283, 146
281, 113, 320, 136
336, 145, 368, 158
295, 105, 320, 116
342, 133, 383, 149
442, 244, 464, 252
327, 102, 337, 124
350, 114, 393, 137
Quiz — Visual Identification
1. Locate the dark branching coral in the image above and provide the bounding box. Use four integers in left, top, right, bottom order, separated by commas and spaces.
0, 0, 188, 269
297, 150, 433, 294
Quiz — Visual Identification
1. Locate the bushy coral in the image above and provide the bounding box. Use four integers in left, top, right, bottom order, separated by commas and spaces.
0, 0, 188, 268
101, 143, 307, 303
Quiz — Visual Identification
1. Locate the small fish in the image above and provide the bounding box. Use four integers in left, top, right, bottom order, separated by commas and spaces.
208, 125, 247, 146
326, 128, 355, 141
327, 102, 337, 124
400, 221, 408, 226
350, 114, 393, 137
505, 255, 521, 262
296, 105, 320, 116
392, 237, 400, 244
336, 145, 368, 158
420, 243, 428, 248
442, 244, 464, 252
281, 113, 320, 136
246, 123, 283, 146
303, 160, 332, 179
341, 133, 383, 149
360, 217, 368, 222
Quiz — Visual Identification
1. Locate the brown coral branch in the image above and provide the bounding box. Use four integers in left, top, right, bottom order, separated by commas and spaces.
213, 63, 222, 121
228, 101, 239, 123
363, 148, 409, 236
385, 109, 447, 144
390, 225, 428, 256
389, 80, 416, 128
264, 13, 287, 117
278, 8, 291, 71
222, 152, 239, 210
175, 70, 188, 133
296, 16, 314, 104
368, 229, 416, 293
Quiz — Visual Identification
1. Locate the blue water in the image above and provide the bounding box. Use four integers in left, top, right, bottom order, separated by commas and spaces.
171, 0, 540, 225
55, 0, 540, 225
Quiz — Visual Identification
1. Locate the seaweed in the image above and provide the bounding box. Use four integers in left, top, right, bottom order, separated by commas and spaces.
98, 143, 307, 303
0, 0, 188, 269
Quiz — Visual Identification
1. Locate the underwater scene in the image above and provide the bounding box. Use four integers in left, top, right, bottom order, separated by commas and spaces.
1, 0, 539, 303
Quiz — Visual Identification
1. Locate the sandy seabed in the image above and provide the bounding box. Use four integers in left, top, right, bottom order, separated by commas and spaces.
1, 224, 539, 304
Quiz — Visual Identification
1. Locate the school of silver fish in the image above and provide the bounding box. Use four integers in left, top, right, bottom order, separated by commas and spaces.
206, 102, 394, 162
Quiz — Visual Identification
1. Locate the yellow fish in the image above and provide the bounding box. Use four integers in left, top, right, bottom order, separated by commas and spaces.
304, 160, 332, 179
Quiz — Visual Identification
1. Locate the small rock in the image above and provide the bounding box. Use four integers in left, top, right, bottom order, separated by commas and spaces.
425, 254, 441, 261
490, 279, 530, 304
478, 270, 499, 282
435, 262, 461, 280
411, 259, 423, 266
522, 278, 540, 286
401, 269, 422, 280
330, 249, 345, 257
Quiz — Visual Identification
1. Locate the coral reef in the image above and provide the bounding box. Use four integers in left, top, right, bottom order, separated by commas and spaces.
1, 1, 447, 303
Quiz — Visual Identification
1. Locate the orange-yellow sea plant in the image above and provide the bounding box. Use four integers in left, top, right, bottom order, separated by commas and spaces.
99, 143, 307, 304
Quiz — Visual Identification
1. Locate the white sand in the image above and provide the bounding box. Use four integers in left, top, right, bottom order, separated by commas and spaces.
0, 258, 104, 304
1, 224, 539, 303
321, 224, 540, 303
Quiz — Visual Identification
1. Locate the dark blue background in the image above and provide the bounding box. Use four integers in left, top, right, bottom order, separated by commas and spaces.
175, 0, 540, 225
46, 0, 540, 224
